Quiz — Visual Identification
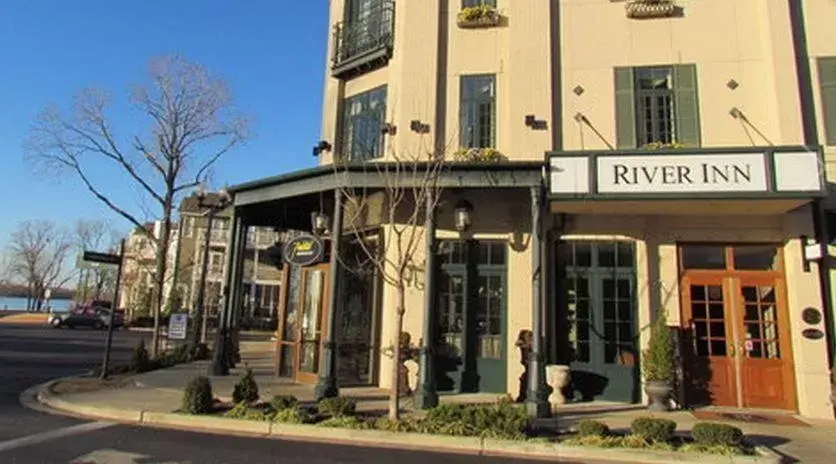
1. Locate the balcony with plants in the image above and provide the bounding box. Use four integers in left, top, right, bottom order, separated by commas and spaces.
331, 0, 395, 79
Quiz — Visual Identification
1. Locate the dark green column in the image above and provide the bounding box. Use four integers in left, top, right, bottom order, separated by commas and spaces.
315, 189, 343, 400
209, 211, 241, 376
526, 186, 550, 418
415, 190, 439, 409
228, 219, 248, 368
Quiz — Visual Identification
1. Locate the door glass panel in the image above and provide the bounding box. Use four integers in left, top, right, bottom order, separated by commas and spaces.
616, 243, 634, 268
567, 275, 590, 363
602, 276, 636, 366
598, 243, 616, 267
681, 246, 726, 270
740, 285, 781, 359
476, 275, 503, 359
282, 265, 302, 341
690, 284, 728, 357
733, 246, 780, 271
299, 270, 324, 373
438, 272, 464, 358
575, 243, 592, 267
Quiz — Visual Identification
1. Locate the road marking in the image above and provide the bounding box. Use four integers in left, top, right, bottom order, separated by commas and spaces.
70, 448, 188, 464
0, 421, 115, 453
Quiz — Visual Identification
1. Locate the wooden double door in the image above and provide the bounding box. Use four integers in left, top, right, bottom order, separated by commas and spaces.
276, 264, 331, 384
680, 245, 797, 411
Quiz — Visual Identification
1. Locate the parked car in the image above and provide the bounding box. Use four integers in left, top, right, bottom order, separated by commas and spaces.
49, 306, 124, 330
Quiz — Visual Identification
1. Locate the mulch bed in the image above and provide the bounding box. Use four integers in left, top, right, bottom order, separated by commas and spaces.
690, 409, 810, 427
49, 375, 135, 395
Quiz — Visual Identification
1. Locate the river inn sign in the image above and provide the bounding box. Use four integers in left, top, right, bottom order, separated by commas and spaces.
548, 148, 824, 198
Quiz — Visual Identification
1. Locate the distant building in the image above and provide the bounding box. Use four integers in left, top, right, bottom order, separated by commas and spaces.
118, 194, 286, 328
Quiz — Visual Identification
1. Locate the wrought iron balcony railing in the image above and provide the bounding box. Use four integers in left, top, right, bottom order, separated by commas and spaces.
332, 1, 395, 79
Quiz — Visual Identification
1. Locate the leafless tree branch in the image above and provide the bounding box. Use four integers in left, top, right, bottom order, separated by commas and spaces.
25, 55, 249, 354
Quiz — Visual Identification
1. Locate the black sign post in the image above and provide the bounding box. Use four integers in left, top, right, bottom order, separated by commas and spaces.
84, 243, 125, 379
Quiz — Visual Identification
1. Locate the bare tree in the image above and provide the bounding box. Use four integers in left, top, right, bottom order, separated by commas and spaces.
26, 55, 248, 355
334, 145, 445, 420
74, 219, 120, 301
6, 220, 74, 311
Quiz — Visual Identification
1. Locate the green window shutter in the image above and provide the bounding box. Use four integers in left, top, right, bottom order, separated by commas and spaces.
673, 64, 701, 147
614, 67, 636, 149
818, 57, 836, 146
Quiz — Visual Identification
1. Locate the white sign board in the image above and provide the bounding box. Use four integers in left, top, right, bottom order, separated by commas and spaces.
168, 313, 189, 340
597, 154, 768, 194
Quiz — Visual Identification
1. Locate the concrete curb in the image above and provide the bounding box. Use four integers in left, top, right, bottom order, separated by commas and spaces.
32, 382, 782, 463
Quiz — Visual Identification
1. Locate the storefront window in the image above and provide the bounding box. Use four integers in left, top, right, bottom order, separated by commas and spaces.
733, 246, 780, 271
680, 245, 726, 270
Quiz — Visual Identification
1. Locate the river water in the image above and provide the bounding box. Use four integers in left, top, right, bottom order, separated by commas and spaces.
0, 296, 73, 311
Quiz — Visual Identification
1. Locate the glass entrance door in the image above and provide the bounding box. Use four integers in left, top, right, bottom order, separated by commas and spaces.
560, 241, 639, 403
680, 245, 796, 411
435, 241, 507, 394
275, 263, 331, 384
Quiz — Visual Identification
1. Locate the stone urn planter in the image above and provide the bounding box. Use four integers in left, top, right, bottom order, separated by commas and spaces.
625, 0, 677, 19
545, 364, 571, 407
645, 380, 674, 412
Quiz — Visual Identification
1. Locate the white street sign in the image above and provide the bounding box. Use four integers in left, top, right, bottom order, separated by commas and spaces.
167, 313, 189, 340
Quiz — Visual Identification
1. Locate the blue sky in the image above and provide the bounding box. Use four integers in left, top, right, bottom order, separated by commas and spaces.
0, 1, 328, 246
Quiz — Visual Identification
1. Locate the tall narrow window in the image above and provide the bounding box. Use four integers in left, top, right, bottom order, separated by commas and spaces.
614, 65, 700, 148
818, 57, 836, 146
460, 75, 496, 148
635, 67, 676, 145
341, 86, 387, 162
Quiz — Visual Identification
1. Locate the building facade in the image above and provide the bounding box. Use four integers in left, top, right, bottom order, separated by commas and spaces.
217, 0, 836, 420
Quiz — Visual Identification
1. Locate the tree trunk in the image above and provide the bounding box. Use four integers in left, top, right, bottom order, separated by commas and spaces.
151, 198, 174, 357
389, 283, 406, 421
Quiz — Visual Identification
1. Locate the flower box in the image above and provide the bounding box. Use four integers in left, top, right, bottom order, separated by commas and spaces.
625, 0, 677, 19
457, 6, 500, 29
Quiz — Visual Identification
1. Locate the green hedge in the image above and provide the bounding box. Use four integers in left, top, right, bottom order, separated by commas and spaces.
631, 417, 677, 443
692, 422, 744, 447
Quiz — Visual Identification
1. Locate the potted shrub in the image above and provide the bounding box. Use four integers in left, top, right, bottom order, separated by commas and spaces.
625, 0, 677, 19
457, 4, 500, 28
642, 309, 675, 412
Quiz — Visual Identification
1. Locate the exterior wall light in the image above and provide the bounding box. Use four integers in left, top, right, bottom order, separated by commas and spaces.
454, 199, 474, 233
313, 140, 332, 157
311, 211, 330, 236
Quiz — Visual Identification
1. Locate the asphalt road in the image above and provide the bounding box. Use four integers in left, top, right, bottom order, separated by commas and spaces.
0, 324, 596, 464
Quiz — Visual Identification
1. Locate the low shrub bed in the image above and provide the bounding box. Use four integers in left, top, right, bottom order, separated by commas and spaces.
180, 375, 754, 459
213, 395, 530, 439
91, 340, 211, 377
564, 417, 753, 456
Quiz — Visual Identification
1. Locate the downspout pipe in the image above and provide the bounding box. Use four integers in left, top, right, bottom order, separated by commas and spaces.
788, 0, 836, 380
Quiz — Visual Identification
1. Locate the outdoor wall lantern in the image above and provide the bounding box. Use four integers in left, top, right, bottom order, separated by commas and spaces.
312, 140, 332, 157
311, 211, 330, 236
454, 199, 474, 233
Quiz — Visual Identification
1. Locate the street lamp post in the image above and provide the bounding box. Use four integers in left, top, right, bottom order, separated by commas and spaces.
194, 185, 231, 346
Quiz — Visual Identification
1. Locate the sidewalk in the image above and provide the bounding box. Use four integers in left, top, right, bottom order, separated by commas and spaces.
32, 347, 836, 463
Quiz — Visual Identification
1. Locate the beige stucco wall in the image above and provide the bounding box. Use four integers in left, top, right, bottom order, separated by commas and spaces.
320, 0, 553, 163
561, 208, 832, 419
803, 0, 836, 180
561, 0, 803, 151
